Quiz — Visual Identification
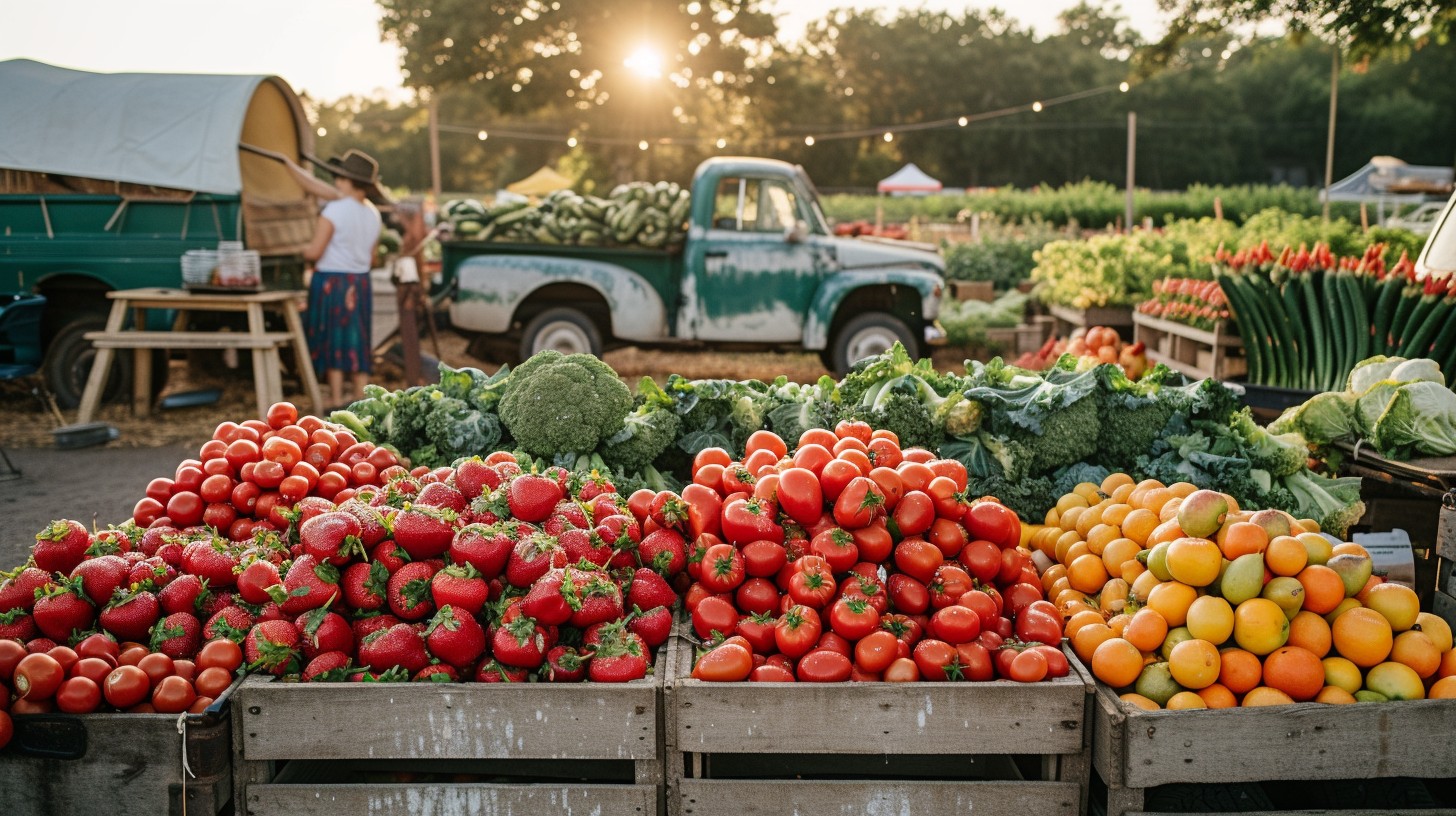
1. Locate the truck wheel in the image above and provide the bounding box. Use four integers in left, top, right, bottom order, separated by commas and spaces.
829, 312, 916, 375
42, 316, 168, 409
519, 308, 603, 359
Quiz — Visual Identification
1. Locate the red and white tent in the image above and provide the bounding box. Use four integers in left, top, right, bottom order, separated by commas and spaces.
877, 163, 942, 195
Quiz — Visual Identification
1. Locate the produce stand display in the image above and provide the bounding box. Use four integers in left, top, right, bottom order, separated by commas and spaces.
663, 624, 1094, 816
1047, 304, 1135, 340
231, 673, 661, 816
1133, 312, 1246, 382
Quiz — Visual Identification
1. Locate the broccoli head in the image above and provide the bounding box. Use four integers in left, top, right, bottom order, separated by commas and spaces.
423, 396, 503, 465
1092, 363, 1177, 471
599, 377, 683, 472
764, 375, 842, 445
965, 473, 1060, 522
497, 350, 633, 459
964, 365, 1100, 475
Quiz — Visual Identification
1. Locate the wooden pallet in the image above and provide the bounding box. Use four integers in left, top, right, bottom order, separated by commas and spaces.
1090, 676, 1456, 816
231, 673, 662, 816
662, 626, 1093, 816
1133, 312, 1246, 381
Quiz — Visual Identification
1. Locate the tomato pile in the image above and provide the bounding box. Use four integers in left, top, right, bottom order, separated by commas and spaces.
682, 422, 1070, 683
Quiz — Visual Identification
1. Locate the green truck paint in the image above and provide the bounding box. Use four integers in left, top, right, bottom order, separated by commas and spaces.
444, 157, 946, 371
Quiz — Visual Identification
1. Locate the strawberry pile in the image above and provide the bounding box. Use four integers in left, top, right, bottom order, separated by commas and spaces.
683, 422, 1070, 683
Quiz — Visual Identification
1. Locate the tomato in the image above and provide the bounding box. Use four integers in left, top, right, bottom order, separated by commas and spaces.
145, 477, 176, 503
691, 447, 732, 473
787, 563, 836, 609
929, 565, 973, 609
836, 448, 873, 476
1032, 644, 1070, 678
892, 491, 935, 538
197, 639, 244, 673
828, 597, 881, 641
200, 473, 236, 504
103, 665, 151, 708
56, 676, 102, 714
151, 675, 197, 713
751, 472, 781, 504
691, 596, 740, 640
930, 605, 982, 644
796, 649, 852, 682
834, 420, 872, 443
1002, 581, 1043, 619
693, 643, 754, 682
46, 646, 78, 675
744, 429, 788, 460
850, 521, 893, 564
883, 657, 920, 682
266, 401, 299, 430
14, 653, 64, 700
912, 638, 959, 681
749, 664, 796, 682
833, 477, 885, 530
683, 581, 715, 612
735, 578, 781, 615
721, 464, 756, 497
886, 574, 930, 615
137, 653, 176, 686
867, 438, 903, 469
895, 461, 935, 493
791, 443, 834, 476
1008, 648, 1048, 683
928, 459, 968, 491
966, 500, 1021, 549
350, 461, 378, 487
926, 476, 966, 522
1015, 609, 1063, 648
677, 485, 718, 540
774, 605, 823, 659
958, 590, 1001, 630
893, 538, 944, 583
736, 613, 780, 654
260, 436, 303, 470
70, 657, 114, 686
817, 458, 861, 502
75, 634, 120, 665
173, 464, 204, 494
132, 497, 165, 527
958, 539, 1001, 583
119, 646, 150, 667
866, 467, 904, 510
0, 711, 11, 748
776, 468, 823, 526
741, 539, 787, 578
721, 497, 783, 546
743, 449, 781, 477
853, 630, 900, 673
172, 659, 196, 683
699, 543, 747, 594
839, 572, 889, 615
955, 642, 995, 681
805, 528, 854, 573
166, 491, 204, 527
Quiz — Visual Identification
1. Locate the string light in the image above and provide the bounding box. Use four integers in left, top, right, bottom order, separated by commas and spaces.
638, 140, 649, 151
804, 136, 815, 146
883, 132, 893, 142
958, 116, 968, 127
1119, 81, 1130, 92
567, 136, 578, 147
715, 138, 727, 149
1031, 101, 1043, 112
477, 130, 488, 140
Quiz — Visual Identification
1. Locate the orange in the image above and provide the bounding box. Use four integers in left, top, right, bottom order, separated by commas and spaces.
1323, 598, 1362, 625
1185, 596, 1235, 645
1033, 528, 1059, 559
1262, 646, 1324, 701
1055, 493, 1089, 515
1110, 483, 1136, 504
1168, 638, 1221, 689
1043, 508, 1060, 527
1054, 531, 1083, 564
1120, 508, 1159, 546
1130, 570, 1160, 603
1415, 613, 1453, 652
1086, 524, 1121, 556
1076, 506, 1106, 539
1296, 565, 1345, 615
1286, 611, 1332, 658
1119, 692, 1161, 711
1101, 472, 1135, 494
1390, 630, 1442, 678
1124, 608, 1170, 652
1331, 607, 1393, 668
1065, 609, 1107, 639
1147, 581, 1198, 627
1107, 613, 1133, 637
1067, 553, 1110, 594
1322, 656, 1362, 694
1073, 483, 1105, 506
1072, 623, 1116, 662
1167, 481, 1199, 499
1297, 532, 1333, 566
1102, 538, 1142, 576
1058, 507, 1085, 536
1166, 691, 1208, 710
1315, 685, 1357, 704
1052, 587, 1084, 610
1233, 598, 1290, 655
1147, 519, 1186, 547
1064, 541, 1093, 565
1218, 647, 1263, 694
1040, 563, 1068, 594
1092, 637, 1145, 688
1364, 583, 1420, 632
1218, 522, 1269, 560
1060, 595, 1099, 618
1264, 535, 1308, 577
1331, 542, 1369, 559
1241, 686, 1295, 707
1355, 575, 1385, 605
1222, 493, 1241, 514
1196, 682, 1238, 709
1440, 647, 1456, 679
1159, 497, 1184, 524
1098, 578, 1132, 617
1140, 487, 1176, 518
1429, 676, 1456, 699
1101, 503, 1133, 529
1165, 537, 1223, 587
1121, 559, 1147, 584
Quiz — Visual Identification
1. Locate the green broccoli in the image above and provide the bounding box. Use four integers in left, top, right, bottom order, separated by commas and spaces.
965, 473, 1060, 522
497, 350, 633, 459
1092, 363, 1179, 471
964, 361, 1100, 475
836, 344, 979, 450
423, 396, 503, 465
658, 376, 772, 466
436, 361, 512, 412
1230, 409, 1308, 477
764, 375, 842, 445
599, 377, 683, 472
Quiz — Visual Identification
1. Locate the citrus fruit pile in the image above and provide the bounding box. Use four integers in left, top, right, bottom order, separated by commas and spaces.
1030, 474, 1456, 708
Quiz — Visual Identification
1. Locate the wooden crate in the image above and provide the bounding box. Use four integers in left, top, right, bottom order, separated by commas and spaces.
1047, 304, 1135, 340
6, 681, 237, 816
1133, 312, 1246, 381
1436, 506, 1456, 630
232, 673, 662, 816
663, 628, 1093, 816
949, 280, 996, 302
1090, 677, 1456, 816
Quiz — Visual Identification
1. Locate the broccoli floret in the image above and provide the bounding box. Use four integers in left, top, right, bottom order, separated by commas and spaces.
436, 360, 512, 412
965, 473, 1060, 522
854, 382, 940, 450
963, 356, 1044, 390
424, 396, 503, 464
1093, 364, 1177, 471
1230, 409, 1308, 477
836, 344, 979, 450
407, 443, 440, 469
964, 364, 1100, 476
497, 351, 633, 459
599, 378, 683, 472
1277, 470, 1367, 538
764, 375, 842, 445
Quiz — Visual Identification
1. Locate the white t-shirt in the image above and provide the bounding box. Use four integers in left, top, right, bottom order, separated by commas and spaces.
316, 198, 382, 273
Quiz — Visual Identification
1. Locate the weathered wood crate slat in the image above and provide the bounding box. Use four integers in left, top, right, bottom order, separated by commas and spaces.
1047, 304, 1135, 340
1133, 312, 1246, 381
662, 625, 1093, 816
1435, 506, 1456, 629
232, 672, 662, 816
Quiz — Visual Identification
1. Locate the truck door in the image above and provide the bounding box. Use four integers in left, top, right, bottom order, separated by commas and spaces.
686, 175, 833, 342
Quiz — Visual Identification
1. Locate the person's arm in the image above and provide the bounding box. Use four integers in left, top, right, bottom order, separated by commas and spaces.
287, 161, 342, 201
303, 214, 335, 262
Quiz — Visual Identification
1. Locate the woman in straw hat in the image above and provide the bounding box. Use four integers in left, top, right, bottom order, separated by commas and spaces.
287, 150, 386, 408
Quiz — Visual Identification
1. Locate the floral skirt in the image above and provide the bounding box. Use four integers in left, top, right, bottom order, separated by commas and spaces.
306, 270, 372, 375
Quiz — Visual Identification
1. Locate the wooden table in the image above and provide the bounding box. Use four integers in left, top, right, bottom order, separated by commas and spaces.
77, 288, 323, 423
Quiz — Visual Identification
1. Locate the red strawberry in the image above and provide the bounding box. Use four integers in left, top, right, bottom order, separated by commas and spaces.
341, 561, 390, 611
638, 529, 687, 576
424, 605, 486, 667
520, 569, 578, 626
416, 482, 466, 512
547, 500, 590, 531
32, 577, 96, 641
86, 525, 134, 556
278, 555, 340, 616
199, 588, 238, 618
466, 489, 510, 526
587, 625, 649, 682
33, 520, 91, 575
587, 493, 628, 524
301, 650, 353, 682
235, 559, 282, 606
507, 474, 563, 523
386, 561, 437, 621
244, 619, 301, 675
595, 515, 642, 569
181, 539, 239, 588
505, 533, 566, 589
570, 575, 624, 628
559, 528, 610, 567
138, 525, 180, 557
294, 608, 354, 660
151, 611, 202, 659
414, 664, 459, 682
159, 574, 211, 616
26, 637, 59, 653
429, 565, 488, 616
337, 500, 391, 547
0, 566, 51, 613
203, 605, 255, 643
574, 472, 616, 502
491, 614, 549, 669
99, 588, 161, 642
299, 511, 365, 566
358, 622, 430, 674
627, 567, 677, 612
452, 458, 504, 500
544, 645, 588, 682
449, 522, 519, 579
128, 557, 176, 589
154, 539, 187, 568
473, 658, 528, 683
0, 608, 37, 640
393, 506, 457, 560
371, 541, 411, 573
630, 605, 674, 648
351, 613, 400, 644
292, 496, 336, 530
254, 600, 288, 622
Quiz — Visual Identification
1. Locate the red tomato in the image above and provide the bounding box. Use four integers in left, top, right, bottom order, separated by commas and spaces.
895, 461, 935, 493
145, 477, 176, 503
70, 657, 114, 687
349, 461, 378, 486
796, 649, 852, 682
743, 449, 780, 477
137, 653, 175, 686
692, 447, 732, 473
1008, 648, 1049, 683
721, 465, 756, 497
956, 642, 995, 681
266, 402, 299, 430
798, 428, 838, 450
0, 710, 11, 747
927, 519, 969, 559
173, 464, 204, 493
959, 590, 1001, 630
966, 500, 1021, 549
734, 578, 781, 616
118, 646, 149, 667
691, 596, 740, 640
925, 476, 966, 522
928, 459, 969, 491
1003, 582, 1044, 618
749, 664, 796, 682
959, 539, 1002, 583
693, 644, 754, 682
103, 665, 151, 708
817, 459, 861, 502
736, 613, 780, 654
14, 653, 64, 700
929, 565, 973, 608
893, 538, 944, 583
809, 527, 858, 574
853, 630, 900, 673
0, 639, 28, 681
867, 438, 903, 469
56, 677, 102, 713
833, 477, 885, 530
774, 605, 823, 658
791, 443, 833, 477
886, 574, 930, 615
197, 639, 243, 673
1015, 609, 1063, 648
776, 468, 823, 526
1031, 645, 1070, 678
261, 436, 303, 469
892, 491, 935, 538
151, 675, 196, 713
866, 467, 904, 510
786, 562, 836, 609
834, 420, 872, 442
929, 605, 982, 644
912, 638, 959, 681
752, 472, 780, 503
840, 571, 889, 614
836, 448, 873, 476
850, 522, 893, 564
165, 491, 204, 527
745, 430, 788, 460
901, 448, 935, 464
275, 424, 309, 451
199, 474, 235, 504
999, 548, 1032, 586
883, 657, 920, 682
741, 539, 787, 578
828, 597, 881, 641
46, 646, 78, 675
721, 497, 783, 546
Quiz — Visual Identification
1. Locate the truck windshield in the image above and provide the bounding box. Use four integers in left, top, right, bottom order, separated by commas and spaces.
794, 166, 831, 235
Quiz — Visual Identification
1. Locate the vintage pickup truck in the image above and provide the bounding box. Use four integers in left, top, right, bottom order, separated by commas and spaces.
443, 157, 946, 372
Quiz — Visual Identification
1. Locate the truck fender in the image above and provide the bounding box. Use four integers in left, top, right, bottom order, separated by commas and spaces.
449, 255, 669, 343
802, 270, 944, 350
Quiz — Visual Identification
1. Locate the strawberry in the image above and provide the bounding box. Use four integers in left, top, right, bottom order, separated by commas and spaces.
235, 559, 282, 606
638, 529, 687, 577
414, 664, 459, 682
0, 566, 51, 613
548, 500, 590, 531
520, 569, 578, 626
507, 474, 563, 523
244, 619, 301, 675
386, 560, 437, 621
371, 541, 411, 573
26, 637, 59, 653
86, 525, 134, 556
392, 505, 458, 560
429, 564, 488, 616
570, 574, 624, 629
128, 557, 176, 589
301, 650, 353, 682
292, 496, 336, 530
505, 533, 566, 588
473, 658, 528, 683
449, 522, 518, 579
587, 624, 649, 683
466, 489, 511, 526
491, 614, 549, 669
587, 493, 628, 524
199, 588, 238, 618
627, 567, 677, 612
452, 458, 504, 500
337, 500, 391, 547
358, 622, 430, 674
277, 555, 341, 617
203, 605, 255, 643
253, 600, 287, 622
649, 491, 689, 529
294, 608, 354, 660
0, 608, 37, 640
574, 472, 616, 502
341, 561, 390, 611
424, 604, 486, 667
559, 528, 611, 568
99, 588, 161, 642
33, 520, 91, 575
138, 525, 180, 557
299, 511, 365, 566
151, 611, 202, 659
153, 539, 186, 568
181, 539, 239, 588
627, 605, 673, 648
544, 645, 588, 682
32, 577, 96, 641
351, 613, 400, 644
416, 482, 466, 512
158, 574, 211, 616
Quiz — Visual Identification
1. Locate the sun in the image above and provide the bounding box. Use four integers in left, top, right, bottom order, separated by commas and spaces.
623, 45, 664, 80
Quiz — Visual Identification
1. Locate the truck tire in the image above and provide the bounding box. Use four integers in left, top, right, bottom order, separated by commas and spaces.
519, 308, 603, 359
829, 312, 916, 375
42, 315, 167, 409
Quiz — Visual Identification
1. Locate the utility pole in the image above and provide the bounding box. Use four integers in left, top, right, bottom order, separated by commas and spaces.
428, 93, 442, 203
1125, 111, 1137, 233
1323, 46, 1340, 221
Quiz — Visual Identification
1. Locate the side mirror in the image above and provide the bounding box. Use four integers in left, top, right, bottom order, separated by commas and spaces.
785, 220, 809, 243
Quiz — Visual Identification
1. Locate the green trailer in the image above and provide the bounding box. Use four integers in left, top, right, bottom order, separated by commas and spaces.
0, 60, 316, 406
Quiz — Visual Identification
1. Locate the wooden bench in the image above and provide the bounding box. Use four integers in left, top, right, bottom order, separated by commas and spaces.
85, 331, 293, 349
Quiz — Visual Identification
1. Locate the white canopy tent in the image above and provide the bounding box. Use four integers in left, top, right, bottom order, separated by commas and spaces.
877, 163, 943, 196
